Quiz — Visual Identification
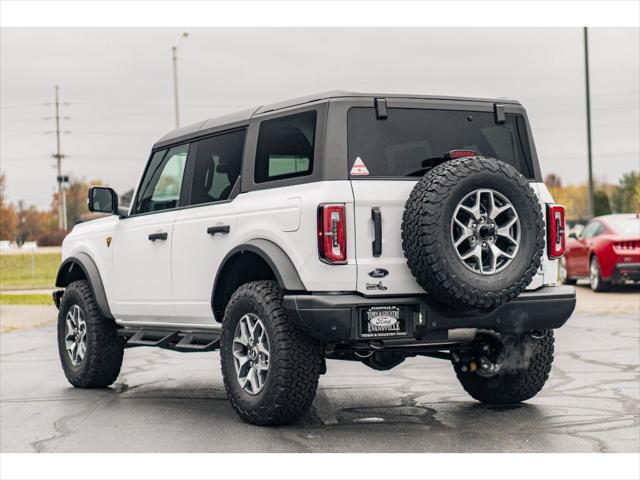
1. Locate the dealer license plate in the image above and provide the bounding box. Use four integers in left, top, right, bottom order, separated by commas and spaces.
360, 306, 408, 339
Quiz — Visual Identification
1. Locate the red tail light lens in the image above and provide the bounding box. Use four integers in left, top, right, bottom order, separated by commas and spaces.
445, 149, 477, 159
547, 204, 566, 259
318, 204, 347, 264
614, 240, 640, 250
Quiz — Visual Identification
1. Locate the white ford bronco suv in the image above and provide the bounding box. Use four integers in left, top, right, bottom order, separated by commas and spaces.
54, 91, 576, 426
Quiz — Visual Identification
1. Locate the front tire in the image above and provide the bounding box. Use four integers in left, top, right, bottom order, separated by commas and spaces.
590, 256, 611, 292
454, 330, 554, 404
220, 281, 321, 426
57, 280, 124, 388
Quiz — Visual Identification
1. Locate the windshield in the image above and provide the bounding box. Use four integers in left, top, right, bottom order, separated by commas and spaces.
347, 107, 534, 178
609, 216, 640, 235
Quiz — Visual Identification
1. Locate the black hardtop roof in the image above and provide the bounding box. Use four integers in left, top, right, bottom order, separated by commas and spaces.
154, 90, 521, 147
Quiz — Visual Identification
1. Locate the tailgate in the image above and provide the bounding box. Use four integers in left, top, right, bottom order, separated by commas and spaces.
351, 180, 424, 295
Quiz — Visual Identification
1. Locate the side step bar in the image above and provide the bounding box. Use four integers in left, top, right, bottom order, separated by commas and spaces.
118, 328, 221, 353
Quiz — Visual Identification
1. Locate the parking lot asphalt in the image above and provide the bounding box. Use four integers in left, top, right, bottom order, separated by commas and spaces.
1, 288, 638, 453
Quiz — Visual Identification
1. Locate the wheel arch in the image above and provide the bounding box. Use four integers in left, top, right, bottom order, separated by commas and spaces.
211, 239, 306, 321
55, 252, 114, 319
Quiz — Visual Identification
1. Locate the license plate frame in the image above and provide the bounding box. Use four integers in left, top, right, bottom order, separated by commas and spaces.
359, 305, 410, 339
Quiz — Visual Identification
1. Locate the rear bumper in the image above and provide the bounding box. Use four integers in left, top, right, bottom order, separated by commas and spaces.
283, 285, 576, 343
611, 263, 640, 283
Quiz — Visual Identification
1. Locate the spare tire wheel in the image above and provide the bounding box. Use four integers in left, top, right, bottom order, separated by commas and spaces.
401, 156, 544, 309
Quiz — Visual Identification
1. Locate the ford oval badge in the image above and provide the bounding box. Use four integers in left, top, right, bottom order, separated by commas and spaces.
368, 268, 389, 278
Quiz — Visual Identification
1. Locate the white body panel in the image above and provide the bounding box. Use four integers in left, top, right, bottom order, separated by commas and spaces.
351, 180, 423, 295
172, 181, 356, 324
60, 215, 120, 305
111, 210, 178, 322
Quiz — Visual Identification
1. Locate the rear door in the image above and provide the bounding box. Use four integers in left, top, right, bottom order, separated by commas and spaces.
172, 129, 247, 325
347, 100, 538, 296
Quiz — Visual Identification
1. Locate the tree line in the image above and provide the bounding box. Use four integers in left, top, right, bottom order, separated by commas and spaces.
0, 174, 135, 246
546, 171, 640, 223
0, 170, 638, 246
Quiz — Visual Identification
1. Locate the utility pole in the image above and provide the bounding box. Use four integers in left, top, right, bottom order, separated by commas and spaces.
50, 85, 68, 230
172, 32, 189, 129
583, 27, 595, 219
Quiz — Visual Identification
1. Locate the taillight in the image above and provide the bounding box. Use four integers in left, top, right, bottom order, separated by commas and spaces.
547, 204, 566, 259
318, 204, 347, 264
445, 149, 478, 159
614, 240, 640, 250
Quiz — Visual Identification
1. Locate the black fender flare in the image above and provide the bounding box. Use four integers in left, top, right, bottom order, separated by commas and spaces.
55, 252, 114, 319
214, 239, 306, 293
211, 239, 306, 317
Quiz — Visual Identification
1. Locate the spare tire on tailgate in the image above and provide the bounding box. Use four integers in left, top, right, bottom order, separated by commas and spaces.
401, 156, 544, 309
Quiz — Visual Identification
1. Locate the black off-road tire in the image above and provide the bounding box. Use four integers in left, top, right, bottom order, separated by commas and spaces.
220, 281, 322, 426
454, 330, 554, 404
57, 280, 125, 388
402, 157, 545, 309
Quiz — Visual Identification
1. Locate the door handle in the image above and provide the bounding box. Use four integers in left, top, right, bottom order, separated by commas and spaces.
207, 225, 230, 235
371, 207, 382, 257
148, 232, 168, 241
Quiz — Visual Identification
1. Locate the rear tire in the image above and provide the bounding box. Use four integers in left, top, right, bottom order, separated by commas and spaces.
454, 330, 554, 404
220, 281, 321, 426
590, 256, 611, 292
57, 280, 124, 388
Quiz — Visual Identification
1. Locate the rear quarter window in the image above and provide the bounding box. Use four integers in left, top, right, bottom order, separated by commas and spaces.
254, 111, 317, 183
347, 107, 534, 179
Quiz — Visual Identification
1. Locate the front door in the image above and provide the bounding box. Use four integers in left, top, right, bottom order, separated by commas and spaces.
111, 144, 189, 323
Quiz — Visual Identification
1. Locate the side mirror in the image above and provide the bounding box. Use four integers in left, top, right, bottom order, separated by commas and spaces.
88, 186, 118, 215
569, 232, 578, 239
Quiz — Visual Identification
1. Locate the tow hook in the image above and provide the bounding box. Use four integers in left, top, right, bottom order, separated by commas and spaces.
452, 352, 477, 373
453, 343, 503, 377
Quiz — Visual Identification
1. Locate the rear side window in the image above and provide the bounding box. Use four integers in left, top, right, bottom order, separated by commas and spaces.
347, 108, 534, 178
254, 111, 316, 183
189, 129, 246, 205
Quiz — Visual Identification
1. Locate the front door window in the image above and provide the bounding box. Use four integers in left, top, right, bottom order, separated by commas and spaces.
135, 144, 189, 214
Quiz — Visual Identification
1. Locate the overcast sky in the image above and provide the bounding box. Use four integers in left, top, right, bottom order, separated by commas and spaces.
1, 28, 638, 209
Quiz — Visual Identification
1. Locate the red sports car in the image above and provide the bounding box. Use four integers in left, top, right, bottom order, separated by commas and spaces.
561, 213, 640, 291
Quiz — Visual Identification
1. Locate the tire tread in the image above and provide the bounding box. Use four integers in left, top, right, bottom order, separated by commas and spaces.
58, 280, 124, 388
454, 331, 554, 404
220, 281, 321, 426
